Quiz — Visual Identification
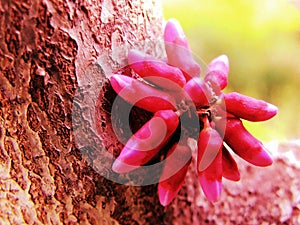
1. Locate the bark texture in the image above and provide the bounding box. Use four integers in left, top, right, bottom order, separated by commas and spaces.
0, 0, 300, 224
0, 0, 165, 224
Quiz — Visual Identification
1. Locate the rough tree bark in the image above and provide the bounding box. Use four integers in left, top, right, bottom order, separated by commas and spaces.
0, 0, 165, 224
0, 0, 299, 224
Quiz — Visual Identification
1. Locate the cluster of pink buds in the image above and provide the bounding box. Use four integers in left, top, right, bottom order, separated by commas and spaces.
109, 19, 278, 206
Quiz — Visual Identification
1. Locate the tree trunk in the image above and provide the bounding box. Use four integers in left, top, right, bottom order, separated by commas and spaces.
0, 0, 165, 224
1, 0, 300, 224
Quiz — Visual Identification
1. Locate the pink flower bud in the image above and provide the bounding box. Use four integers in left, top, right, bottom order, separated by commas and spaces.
164, 18, 189, 48
112, 110, 179, 173
197, 117, 223, 172
158, 144, 192, 206
223, 118, 273, 167
205, 54, 229, 92
184, 77, 212, 107
128, 49, 186, 91
222, 146, 240, 181
164, 19, 201, 80
110, 74, 180, 112
198, 146, 223, 203
224, 92, 278, 122
197, 117, 223, 202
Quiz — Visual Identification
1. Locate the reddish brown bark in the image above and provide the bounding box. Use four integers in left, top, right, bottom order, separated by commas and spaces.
0, 0, 165, 224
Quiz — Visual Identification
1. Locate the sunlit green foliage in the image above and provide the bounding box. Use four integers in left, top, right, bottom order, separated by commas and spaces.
163, 0, 300, 141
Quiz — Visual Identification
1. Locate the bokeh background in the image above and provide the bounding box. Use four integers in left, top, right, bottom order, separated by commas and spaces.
163, 0, 300, 142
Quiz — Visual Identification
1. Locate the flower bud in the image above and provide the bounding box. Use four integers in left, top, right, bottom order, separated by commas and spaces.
223, 118, 273, 167
128, 49, 186, 91
158, 144, 192, 206
224, 92, 278, 122
222, 146, 240, 181
205, 54, 229, 92
198, 146, 222, 202
112, 110, 179, 173
184, 77, 212, 107
197, 117, 223, 172
110, 74, 179, 112
164, 19, 201, 80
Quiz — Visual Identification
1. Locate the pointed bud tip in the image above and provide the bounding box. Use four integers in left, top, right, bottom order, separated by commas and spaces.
164, 18, 186, 43
231, 170, 241, 181
167, 18, 180, 24
109, 75, 121, 91
254, 150, 273, 167
214, 54, 229, 67
112, 159, 138, 174
110, 74, 124, 85
208, 54, 229, 74
267, 103, 278, 117
109, 74, 118, 82
109, 74, 131, 94
223, 170, 241, 182
199, 177, 222, 202
166, 18, 183, 33
158, 185, 177, 206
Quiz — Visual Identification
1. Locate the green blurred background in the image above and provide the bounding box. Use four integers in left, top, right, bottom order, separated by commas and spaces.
163, 0, 300, 142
